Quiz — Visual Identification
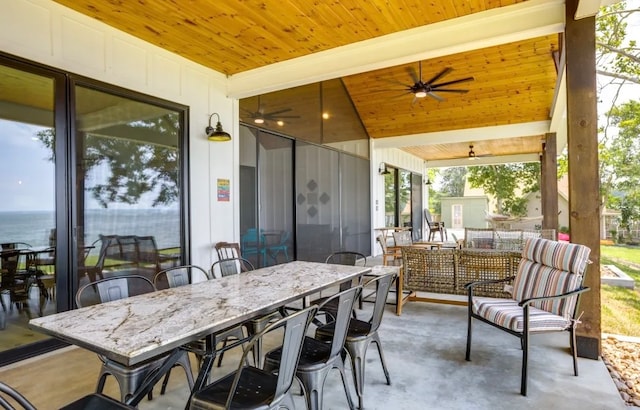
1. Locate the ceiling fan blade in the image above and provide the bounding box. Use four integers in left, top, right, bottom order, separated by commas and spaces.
424, 67, 452, 86
431, 89, 469, 93
427, 92, 445, 102
263, 108, 293, 116
431, 76, 475, 88
268, 115, 300, 119
406, 66, 420, 84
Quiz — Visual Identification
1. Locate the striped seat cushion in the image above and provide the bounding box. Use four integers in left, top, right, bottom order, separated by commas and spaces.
511, 238, 591, 317
473, 297, 571, 332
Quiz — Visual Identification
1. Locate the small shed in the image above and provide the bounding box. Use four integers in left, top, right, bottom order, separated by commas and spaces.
440, 196, 489, 230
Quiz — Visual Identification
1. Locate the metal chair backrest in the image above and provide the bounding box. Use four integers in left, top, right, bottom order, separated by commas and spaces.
325, 251, 366, 267
226, 305, 317, 409
318, 286, 361, 358
76, 275, 156, 308
365, 271, 396, 333
0, 381, 36, 410
153, 265, 210, 289
210, 257, 255, 278
214, 241, 242, 260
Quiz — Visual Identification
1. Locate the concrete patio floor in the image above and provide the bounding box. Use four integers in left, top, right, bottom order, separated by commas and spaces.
124, 298, 628, 409
0, 289, 625, 409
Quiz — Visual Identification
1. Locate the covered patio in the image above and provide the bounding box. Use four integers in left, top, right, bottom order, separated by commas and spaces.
0, 299, 624, 409
0, 0, 609, 401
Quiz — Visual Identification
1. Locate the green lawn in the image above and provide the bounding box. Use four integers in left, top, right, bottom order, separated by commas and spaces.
600, 245, 640, 336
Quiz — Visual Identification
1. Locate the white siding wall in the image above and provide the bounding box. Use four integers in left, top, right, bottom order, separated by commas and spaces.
0, 0, 237, 268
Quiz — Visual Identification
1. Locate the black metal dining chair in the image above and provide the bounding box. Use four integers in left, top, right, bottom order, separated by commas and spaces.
0, 381, 135, 410
210, 257, 279, 368
188, 305, 318, 410
316, 271, 396, 409
75, 275, 194, 402
264, 286, 361, 410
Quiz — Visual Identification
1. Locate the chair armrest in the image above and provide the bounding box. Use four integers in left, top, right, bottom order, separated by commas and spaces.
518, 286, 590, 307
464, 276, 515, 290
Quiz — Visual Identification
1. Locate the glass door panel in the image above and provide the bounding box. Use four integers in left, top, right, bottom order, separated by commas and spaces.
384, 168, 397, 227
0, 63, 56, 352
74, 86, 183, 288
398, 170, 412, 228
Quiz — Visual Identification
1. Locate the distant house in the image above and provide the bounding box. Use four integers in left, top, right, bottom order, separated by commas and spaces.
440, 196, 489, 229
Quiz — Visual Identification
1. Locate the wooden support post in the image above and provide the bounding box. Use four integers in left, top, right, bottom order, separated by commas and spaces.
541, 133, 558, 236
565, 0, 601, 359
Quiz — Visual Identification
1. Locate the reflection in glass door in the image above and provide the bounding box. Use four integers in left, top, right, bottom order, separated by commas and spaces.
383, 166, 423, 237
0, 62, 57, 353
74, 85, 184, 289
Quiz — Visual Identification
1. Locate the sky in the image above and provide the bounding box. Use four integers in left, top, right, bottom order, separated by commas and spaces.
0, 119, 55, 212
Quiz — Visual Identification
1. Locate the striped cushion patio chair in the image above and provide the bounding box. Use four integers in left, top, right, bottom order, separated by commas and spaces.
464, 237, 591, 396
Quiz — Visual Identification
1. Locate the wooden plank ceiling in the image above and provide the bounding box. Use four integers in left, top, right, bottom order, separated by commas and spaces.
51, 0, 558, 164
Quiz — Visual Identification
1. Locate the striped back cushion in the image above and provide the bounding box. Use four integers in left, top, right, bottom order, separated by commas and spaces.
512, 238, 591, 316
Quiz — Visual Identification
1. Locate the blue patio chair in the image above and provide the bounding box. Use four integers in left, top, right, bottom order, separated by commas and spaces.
240, 228, 267, 262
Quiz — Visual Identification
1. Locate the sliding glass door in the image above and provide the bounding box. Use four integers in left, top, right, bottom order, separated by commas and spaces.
0, 54, 188, 365
240, 126, 371, 264
383, 166, 423, 237
239, 126, 294, 268
0, 59, 63, 358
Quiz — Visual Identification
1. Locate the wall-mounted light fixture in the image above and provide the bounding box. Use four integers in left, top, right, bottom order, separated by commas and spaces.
205, 113, 231, 142
378, 162, 390, 175
425, 177, 432, 185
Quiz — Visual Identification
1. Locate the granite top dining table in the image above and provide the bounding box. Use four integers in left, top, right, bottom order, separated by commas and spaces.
29, 261, 370, 367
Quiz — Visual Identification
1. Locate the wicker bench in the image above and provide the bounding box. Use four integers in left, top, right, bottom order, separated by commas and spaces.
400, 247, 521, 308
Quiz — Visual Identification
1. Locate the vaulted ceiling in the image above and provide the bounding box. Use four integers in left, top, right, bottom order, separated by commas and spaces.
51, 0, 607, 167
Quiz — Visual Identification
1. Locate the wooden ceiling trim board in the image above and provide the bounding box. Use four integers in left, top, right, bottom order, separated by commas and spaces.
227, 0, 565, 97
373, 121, 552, 148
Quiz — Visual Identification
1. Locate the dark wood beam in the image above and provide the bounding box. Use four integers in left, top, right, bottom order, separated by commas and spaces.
541, 133, 558, 237
565, 0, 601, 360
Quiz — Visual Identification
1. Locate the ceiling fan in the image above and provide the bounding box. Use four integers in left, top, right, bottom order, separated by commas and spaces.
467, 144, 491, 160
241, 96, 300, 125
400, 62, 474, 103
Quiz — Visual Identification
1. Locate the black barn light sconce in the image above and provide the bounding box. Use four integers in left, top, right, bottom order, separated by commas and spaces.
206, 113, 231, 142
378, 162, 391, 175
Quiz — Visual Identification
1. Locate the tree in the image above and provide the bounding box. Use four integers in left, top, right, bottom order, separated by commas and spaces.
37, 113, 180, 208
604, 100, 640, 235
439, 167, 467, 197
596, 2, 640, 86
595, 1, 640, 239
467, 163, 540, 217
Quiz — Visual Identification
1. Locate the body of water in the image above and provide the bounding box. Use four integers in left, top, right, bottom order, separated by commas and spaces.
0, 209, 180, 249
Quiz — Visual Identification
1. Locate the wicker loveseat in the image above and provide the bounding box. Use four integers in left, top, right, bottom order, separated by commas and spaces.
402, 247, 521, 298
